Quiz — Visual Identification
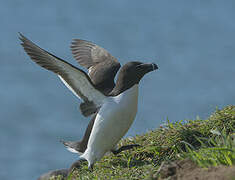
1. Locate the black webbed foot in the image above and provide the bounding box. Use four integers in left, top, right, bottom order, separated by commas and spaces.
111, 144, 141, 155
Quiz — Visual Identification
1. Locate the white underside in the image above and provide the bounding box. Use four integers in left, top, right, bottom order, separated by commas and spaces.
80, 84, 139, 167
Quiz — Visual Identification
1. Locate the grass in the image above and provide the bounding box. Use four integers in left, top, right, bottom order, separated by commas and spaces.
50, 105, 235, 180
182, 129, 235, 167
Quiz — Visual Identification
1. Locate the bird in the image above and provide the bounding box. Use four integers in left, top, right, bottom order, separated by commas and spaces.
19, 33, 158, 169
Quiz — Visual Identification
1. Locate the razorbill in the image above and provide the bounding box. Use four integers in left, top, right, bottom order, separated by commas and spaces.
19, 33, 158, 169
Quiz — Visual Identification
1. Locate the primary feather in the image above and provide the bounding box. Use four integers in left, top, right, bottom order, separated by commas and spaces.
19, 33, 106, 112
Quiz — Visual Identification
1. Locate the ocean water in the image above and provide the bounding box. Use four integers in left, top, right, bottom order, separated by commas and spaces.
0, 1, 234, 179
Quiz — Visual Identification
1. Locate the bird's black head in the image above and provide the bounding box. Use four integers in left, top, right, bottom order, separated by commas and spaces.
110, 61, 158, 96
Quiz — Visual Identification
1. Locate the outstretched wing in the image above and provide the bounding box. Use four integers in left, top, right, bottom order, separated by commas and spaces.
19, 33, 106, 115
71, 39, 121, 95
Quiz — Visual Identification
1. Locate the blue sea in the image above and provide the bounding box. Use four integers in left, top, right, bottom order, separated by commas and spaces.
0, 1, 234, 179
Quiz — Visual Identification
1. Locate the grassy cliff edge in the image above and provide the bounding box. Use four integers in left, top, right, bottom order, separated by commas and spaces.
45, 105, 235, 180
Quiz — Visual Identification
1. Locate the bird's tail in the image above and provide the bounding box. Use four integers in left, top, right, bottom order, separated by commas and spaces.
60, 140, 84, 155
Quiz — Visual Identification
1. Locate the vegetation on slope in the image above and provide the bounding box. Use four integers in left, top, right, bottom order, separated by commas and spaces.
49, 105, 235, 180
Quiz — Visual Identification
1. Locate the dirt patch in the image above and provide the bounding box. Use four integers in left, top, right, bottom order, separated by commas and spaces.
155, 159, 235, 180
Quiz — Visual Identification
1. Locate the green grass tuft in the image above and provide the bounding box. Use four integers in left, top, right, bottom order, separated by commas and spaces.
182, 129, 235, 167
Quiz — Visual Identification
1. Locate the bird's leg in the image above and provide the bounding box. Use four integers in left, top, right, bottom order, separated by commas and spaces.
76, 115, 96, 152
111, 144, 141, 155
88, 164, 94, 172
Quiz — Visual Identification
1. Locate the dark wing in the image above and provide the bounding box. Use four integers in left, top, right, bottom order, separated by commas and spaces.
71, 39, 121, 95
19, 33, 106, 115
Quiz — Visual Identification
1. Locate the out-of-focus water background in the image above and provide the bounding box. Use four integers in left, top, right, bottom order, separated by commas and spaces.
0, 1, 234, 179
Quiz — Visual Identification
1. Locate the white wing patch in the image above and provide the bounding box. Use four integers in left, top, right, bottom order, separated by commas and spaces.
58, 75, 80, 99
58, 63, 105, 106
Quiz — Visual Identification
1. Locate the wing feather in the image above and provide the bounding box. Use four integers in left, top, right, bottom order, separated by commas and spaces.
70, 39, 121, 95
19, 33, 105, 109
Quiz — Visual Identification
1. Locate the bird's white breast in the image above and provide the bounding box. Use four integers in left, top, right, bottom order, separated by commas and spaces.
81, 84, 139, 165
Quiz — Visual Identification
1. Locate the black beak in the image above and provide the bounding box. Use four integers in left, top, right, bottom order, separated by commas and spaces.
151, 63, 158, 70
